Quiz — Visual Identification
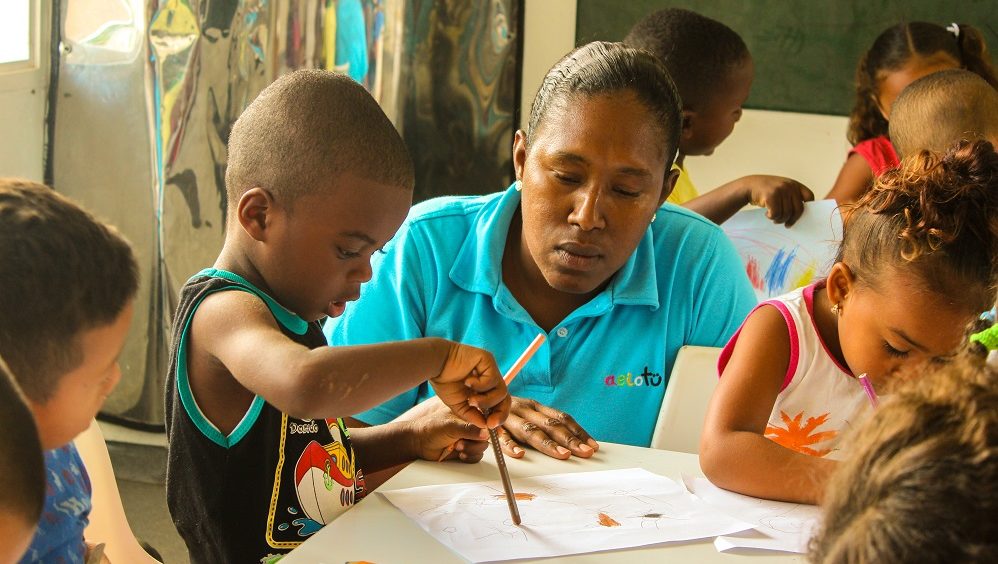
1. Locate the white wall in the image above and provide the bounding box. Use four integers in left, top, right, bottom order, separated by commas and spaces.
0, 1, 48, 182
520, 0, 577, 131
519, 0, 850, 201
684, 110, 850, 200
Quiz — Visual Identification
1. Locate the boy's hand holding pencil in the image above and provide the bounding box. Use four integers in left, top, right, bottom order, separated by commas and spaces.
429, 341, 511, 430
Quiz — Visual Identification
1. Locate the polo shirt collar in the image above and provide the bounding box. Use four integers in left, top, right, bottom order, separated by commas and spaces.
449, 185, 659, 310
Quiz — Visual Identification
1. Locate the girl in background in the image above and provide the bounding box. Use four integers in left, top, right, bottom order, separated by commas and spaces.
828, 22, 997, 204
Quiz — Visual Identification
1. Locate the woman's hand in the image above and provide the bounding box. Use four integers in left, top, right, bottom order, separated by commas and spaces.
495, 397, 599, 460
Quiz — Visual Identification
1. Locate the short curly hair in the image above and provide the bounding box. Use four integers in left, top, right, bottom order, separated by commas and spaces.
809, 353, 998, 563
225, 69, 414, 208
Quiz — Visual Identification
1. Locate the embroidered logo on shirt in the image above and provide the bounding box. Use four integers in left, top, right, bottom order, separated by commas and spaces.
765, 410, 837, 457
289, 420, 319, 434
603, 366, 663, 387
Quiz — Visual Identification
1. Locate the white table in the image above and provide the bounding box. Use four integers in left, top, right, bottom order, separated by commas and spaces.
283, 442, 804, 563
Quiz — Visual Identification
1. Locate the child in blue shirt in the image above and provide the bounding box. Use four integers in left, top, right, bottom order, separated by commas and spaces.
0, 180, 154, 563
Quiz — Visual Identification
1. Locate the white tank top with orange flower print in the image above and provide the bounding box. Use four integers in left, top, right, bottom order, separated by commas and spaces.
717, 282, 872, 460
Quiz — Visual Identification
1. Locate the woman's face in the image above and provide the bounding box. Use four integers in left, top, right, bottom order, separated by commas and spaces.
512, 91, 676, 296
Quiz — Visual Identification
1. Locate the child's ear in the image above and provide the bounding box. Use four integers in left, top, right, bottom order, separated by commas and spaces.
826, 262, 855, 306
512, 129, 528, 182
237, 187, 276, 242
872, 93, 889, 121
659, 167, 680, 206
680, 109, 696, 142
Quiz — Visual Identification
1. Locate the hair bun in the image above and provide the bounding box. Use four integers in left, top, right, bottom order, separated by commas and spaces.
866, 139, 998, 262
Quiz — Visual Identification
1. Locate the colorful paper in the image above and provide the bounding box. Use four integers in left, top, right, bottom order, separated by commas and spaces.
722, 200, 843, 300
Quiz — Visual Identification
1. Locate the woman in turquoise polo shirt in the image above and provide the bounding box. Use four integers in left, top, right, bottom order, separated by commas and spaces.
326, 41, 756, 458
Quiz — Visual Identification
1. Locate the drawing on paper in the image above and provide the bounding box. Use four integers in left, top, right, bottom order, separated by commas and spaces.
723, 200, 843, 300
494, 492, 536, 501
380, 468, 753, 563
597, 512, 621, 527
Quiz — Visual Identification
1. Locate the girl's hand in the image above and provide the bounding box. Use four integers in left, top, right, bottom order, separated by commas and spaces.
405, 398, 490, 463
495, 397, 599, 460
742, 175, 815, 227
428, 341, 511, 429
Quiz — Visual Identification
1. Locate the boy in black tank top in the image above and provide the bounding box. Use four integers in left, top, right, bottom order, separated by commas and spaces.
165, 70, 511, 563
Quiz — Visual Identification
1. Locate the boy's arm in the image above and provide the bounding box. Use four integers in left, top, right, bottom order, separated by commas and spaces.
699, 306, 835, 504
194, 291, 508, 428
326, 217, 434, 425
76, 420, 160, 563
347, 399, 490, 490
682, 175, 814, 226
827, 153, 874, 205
350, 407, 488, 474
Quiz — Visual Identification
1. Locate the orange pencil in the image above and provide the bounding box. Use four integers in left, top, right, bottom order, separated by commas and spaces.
503, 333, 547, 385
436, 333, 546, 463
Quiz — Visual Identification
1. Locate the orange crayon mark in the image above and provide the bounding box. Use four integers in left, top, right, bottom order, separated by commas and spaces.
494, 492, 536, 501
597, 513, 621, 527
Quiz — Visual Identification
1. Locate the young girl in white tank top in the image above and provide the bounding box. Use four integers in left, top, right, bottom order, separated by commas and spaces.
701, 140, 998, 504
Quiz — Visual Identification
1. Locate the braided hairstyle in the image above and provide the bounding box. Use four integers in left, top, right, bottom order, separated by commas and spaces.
526, 41, 683, 168
848, 22, 998, 146
838, 139, 998, 314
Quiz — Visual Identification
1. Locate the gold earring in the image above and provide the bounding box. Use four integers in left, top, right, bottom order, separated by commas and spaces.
831, 303, 841, 315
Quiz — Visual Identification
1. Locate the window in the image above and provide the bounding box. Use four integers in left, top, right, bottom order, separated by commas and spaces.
0, 1, 32, 67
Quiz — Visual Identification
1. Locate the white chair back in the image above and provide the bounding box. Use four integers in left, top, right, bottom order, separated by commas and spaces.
649, 346, 723, 454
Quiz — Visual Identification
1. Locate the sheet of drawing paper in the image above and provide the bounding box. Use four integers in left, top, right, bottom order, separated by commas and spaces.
380, 468, 753, 562
682, 475, 821, 553
722, 199, 843, 301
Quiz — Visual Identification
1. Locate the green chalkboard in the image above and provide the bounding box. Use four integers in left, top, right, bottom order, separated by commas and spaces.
576, 0, 998, 115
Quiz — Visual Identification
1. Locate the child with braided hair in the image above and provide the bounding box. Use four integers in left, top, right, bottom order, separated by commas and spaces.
701, 139, 998, 504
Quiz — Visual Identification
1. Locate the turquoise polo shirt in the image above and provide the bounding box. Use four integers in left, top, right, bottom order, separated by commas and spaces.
325, 186, 756, 446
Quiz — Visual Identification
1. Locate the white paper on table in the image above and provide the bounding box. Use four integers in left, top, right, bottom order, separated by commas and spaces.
714, 530, 811, 553
682, 475, 821, 554
380, 468, 754, 563
722, 199, 843, 301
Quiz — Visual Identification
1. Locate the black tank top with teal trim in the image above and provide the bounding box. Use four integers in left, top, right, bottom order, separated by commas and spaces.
165, 269, 366, 564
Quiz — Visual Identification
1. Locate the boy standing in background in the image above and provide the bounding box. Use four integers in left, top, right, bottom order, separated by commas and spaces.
626, 8, 814, 226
